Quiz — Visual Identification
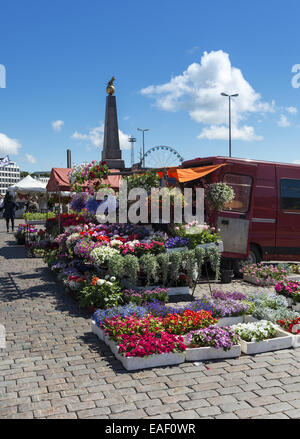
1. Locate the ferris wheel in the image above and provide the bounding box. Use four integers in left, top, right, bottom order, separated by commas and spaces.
141, 146, 184, 169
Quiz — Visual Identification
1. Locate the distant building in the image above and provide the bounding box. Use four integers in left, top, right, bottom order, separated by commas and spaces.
31, 171, 50, 185
0, 160, 20, 195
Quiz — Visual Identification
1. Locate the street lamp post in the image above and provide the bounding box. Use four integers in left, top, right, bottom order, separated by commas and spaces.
128, 136, 136, 167
221, 92, 239, 157
137, 128, 149, 167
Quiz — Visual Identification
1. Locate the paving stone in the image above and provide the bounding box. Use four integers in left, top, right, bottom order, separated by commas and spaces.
109, 409, 146, 419
284, 408, 300, 418
145, 403, 181, 416
236, 407, 269, 418
77, 407, 111, 418
196, 406, 221, 417
179, 399, 210, 410
171, 410, 199, 419
264, 402, 294, 413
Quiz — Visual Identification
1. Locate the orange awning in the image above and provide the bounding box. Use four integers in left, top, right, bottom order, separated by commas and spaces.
158, 163, 227, 183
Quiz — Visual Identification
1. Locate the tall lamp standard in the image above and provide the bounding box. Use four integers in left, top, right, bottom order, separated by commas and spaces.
128, 136, 136, 167
137, 128, 149, 168
221, 92, 239, 157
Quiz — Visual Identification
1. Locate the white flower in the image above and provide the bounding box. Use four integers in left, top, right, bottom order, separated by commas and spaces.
97, 279, 105, 286
110, 276, 116, 282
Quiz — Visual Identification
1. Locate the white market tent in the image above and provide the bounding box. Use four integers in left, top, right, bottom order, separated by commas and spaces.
9, 175, 47, 193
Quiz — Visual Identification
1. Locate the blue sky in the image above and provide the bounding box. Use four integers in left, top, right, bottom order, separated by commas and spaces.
0, 0, 300, 172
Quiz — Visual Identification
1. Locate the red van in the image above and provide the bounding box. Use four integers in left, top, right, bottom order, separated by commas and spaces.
182, 156, 300, 267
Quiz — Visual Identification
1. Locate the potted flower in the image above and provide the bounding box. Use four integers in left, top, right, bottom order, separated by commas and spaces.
205, 182, 235, 211
165, 236, 189, 253
275, 281, 300, 309
241, 263, 288, 286
185, 325, 241, 361
277, 316, 300, 348
78, 275, 123, 312
231, 320, 293, 354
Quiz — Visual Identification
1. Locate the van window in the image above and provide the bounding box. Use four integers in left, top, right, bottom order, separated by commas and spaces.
280, 179, 300, 210
222, 173, 252, 213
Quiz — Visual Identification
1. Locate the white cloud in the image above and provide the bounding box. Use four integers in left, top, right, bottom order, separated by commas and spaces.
277, 115, 290, 127
25, 153, 36, 164
141, 50, 274, 142
197, 125, 262, 141
72, 123, 131, 150
51, 120, 64, 132
286, 106, 297, 114
0, 133, 21, 155
293, 160, 300, 164
123, 116, 130, 121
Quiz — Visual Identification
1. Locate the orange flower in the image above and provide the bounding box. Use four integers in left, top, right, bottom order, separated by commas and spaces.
91, 276, 99, 286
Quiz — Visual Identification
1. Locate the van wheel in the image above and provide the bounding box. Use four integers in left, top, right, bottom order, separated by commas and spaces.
248, 245, 261, 265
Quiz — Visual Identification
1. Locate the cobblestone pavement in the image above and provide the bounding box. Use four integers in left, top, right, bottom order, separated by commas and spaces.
0, 220, 300, 419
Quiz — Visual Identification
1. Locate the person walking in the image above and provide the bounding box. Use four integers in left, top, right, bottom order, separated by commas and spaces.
2, 191, 19, 233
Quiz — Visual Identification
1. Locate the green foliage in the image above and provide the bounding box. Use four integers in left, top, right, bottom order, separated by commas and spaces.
24, 212, 56, 221
123, 254, 140, 286
78, 282, 123, 309
194, 246, 205, 278
168, 251, 182, 286
139, 254, 159, 286
108, 254, 126, 280
168, 223, 186, 238
157, 253, 170, 286
123, 170, 160, 193
205, 246, 221, 281
181, 249, 196, 281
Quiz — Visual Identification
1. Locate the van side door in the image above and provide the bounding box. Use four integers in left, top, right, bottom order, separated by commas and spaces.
276, 167, 300, 257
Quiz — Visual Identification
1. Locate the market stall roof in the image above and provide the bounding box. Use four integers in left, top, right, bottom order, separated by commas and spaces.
10, 175, 47, 193
46, 168, 72, 192
46, 168, 122, 192
157, 163, 227, 183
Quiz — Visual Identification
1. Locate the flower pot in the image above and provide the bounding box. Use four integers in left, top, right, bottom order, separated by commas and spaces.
238, 329, 293, 355
217, 316, 244, 327
167, 286, 190, 296
92, 322, 105, 341
166, 247, 188, 253
185, 344, 241, 362
243, 274, 274, 286
119, 351, 185, 371
292, 302, 300, 312
220, 269, 234, 284
92, 322, 185, 370
196, 241, 223, 252
243, 315, 259, 323
278, 328, 300, 349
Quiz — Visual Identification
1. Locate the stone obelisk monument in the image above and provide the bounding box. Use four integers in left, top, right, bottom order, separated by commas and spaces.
102, 77, 125, 169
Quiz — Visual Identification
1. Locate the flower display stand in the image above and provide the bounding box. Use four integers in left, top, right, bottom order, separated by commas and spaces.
243, 315, 259, 323
292, 302, 300, 312
122, 282, 191, 296
167, 286, 190, 296
119, 352, 185, 371
185, 345, 241, 362
91, 322, 185, 370
196, 241, 224, 253
216, 316, 244, 327
243, 274, 274, 286
238, 329, 293, 355
166, 247, 188, 253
